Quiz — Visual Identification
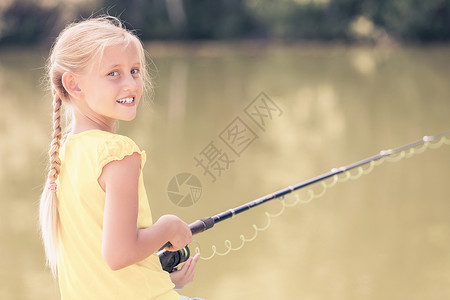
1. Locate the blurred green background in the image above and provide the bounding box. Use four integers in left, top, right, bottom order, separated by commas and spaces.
1, 1, 450, 299
1, 0, 450, 45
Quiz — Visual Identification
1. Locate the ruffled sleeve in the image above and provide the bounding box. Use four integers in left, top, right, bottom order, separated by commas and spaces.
96, 134, 146, 179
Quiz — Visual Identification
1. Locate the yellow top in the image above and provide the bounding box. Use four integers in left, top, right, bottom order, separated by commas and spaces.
56, 130, 179, 300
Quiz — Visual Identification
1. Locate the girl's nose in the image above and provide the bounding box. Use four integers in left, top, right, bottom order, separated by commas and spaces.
123, 74, 139, 92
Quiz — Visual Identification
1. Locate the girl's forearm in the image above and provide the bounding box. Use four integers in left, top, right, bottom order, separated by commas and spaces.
102, 215, 187, 270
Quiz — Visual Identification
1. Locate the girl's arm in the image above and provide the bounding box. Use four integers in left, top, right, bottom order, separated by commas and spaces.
99, 153, 192, 270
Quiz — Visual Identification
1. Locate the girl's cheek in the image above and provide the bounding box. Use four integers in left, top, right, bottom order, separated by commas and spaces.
108, 80, 121, 90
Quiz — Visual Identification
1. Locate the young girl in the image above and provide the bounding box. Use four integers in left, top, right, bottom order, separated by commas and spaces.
39, 16, 202, 300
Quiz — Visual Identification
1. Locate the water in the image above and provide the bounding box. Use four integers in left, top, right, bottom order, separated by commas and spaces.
1, 43, 449, 299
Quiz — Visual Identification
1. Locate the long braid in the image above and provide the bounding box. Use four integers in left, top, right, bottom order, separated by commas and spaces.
48, 92, 63, 185
40, 91, 63, 277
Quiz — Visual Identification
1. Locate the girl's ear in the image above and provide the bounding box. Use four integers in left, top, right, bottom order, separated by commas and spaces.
61, 72, 83, 99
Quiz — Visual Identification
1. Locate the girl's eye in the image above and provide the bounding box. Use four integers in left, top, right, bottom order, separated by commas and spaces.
131, 68, 140, 75
108, 71, 119, 76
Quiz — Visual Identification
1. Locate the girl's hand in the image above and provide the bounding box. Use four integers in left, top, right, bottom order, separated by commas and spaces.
155, 215, 192, 251
169, 253, 201, 289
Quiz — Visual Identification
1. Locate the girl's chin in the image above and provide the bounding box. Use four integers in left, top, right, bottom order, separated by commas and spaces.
119, 115, 137, 121
116, 109, 138, 121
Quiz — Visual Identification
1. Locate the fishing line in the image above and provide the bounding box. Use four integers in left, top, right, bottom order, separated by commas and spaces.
193, 134, 450, 261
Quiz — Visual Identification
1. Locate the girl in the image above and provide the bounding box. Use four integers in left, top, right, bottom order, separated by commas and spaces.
39, 16, 202, 300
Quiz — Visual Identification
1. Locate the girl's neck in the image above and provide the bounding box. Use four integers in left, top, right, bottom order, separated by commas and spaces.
71, 109, 116, 134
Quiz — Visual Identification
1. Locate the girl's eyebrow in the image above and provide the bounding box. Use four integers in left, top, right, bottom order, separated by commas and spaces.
103, 62, 141, 70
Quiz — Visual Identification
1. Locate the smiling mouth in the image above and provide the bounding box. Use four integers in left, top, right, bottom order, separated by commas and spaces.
116, 97, 134, 104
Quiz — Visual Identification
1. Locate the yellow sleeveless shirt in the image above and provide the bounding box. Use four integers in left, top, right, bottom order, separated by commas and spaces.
56, 130, 179, 300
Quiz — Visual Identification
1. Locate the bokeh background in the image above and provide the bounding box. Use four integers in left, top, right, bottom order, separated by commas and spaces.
1, 0, 450, 299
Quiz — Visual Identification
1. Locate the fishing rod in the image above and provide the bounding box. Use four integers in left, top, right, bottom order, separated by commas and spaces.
158, 130, 450, 272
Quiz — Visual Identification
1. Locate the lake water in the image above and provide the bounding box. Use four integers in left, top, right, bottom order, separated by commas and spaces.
1, 42, 449, 299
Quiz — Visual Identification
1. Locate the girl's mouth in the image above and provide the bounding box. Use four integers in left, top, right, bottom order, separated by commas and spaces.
116, 97, 135, 104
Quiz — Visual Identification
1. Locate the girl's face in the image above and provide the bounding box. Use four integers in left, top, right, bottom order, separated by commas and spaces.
75, 42, 143, 129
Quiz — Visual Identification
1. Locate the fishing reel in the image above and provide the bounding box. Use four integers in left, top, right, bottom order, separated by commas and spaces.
158, 246, 190, 273
158, 218, 214, 273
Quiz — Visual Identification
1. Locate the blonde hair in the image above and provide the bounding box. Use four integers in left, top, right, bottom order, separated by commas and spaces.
40, 15, 150, 277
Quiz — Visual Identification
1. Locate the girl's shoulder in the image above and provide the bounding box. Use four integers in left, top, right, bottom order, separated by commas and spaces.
67, 129, 146, 171
94, 131, 146, 173
69, 129, 140, 150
